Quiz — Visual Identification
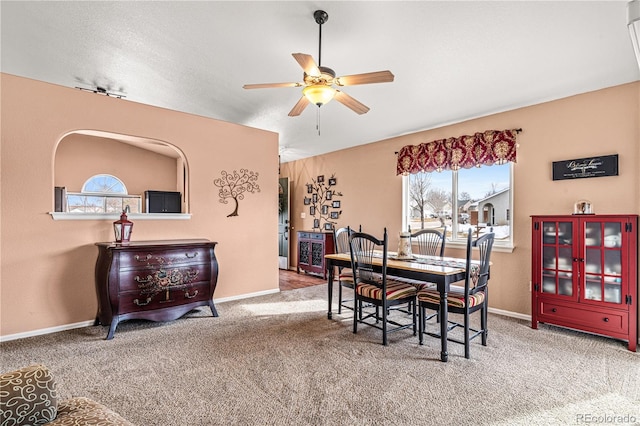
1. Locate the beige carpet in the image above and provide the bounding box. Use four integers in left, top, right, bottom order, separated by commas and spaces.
1, 284, 639, 425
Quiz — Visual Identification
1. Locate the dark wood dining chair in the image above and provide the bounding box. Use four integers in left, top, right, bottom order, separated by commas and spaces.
349, 228, 417, 345
417, 229, 494, 359
334, 226, 354, 314
401, 227, 447, 322
410, 227, 446, 257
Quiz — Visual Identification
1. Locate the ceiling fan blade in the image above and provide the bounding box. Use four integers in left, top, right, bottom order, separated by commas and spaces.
335, 71, 394, 86
243, 82, 301, 89
288, 96, 311, 117
334, 90, 370, 115
292, 53, 321, 77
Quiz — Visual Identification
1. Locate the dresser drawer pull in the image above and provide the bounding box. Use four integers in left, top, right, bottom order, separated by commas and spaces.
603, 317, 609, 322
551, 308, 557, 313
134, 275, 153, 284
133, 297, 152, 306
134, 254, 152, 262
185, 252, 199, 259
185, 290, 199, 299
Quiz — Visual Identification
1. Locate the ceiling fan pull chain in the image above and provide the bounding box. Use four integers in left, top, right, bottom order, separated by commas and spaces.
317, 108, 321, 136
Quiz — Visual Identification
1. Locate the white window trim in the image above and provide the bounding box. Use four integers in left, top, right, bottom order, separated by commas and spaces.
49, 212, 191, 220
402, 163, 515, 253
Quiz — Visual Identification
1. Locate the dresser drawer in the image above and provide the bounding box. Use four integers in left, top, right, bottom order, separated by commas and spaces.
298, 232, 324, 240
539, 300, 628, 334
118, 264, 211, 292
117, 247, 210, 269
119, 282, 211, 313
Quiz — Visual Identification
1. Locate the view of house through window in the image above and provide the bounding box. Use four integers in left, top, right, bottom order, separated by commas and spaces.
403, 163, 513, 246
66, 174, 142, 213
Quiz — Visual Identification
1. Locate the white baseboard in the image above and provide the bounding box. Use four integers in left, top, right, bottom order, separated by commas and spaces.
0, 289, 282, 343
488, 307, 531, 321
214, 288, 280, 303
5, 296, 636, 347
0, 320, 95, 343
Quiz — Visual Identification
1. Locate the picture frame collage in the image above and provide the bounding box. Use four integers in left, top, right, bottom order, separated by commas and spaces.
304, 174, 343, 231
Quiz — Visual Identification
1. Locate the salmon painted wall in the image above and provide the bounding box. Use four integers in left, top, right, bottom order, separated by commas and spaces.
0, 73, 280, 338
281, 82, 640, 319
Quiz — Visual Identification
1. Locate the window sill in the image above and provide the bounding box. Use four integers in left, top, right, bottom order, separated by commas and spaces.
49, 212, 191, 221
445, 240, 515, 253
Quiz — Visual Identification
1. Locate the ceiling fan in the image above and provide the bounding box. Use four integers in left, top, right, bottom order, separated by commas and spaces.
243, 10, 394, 117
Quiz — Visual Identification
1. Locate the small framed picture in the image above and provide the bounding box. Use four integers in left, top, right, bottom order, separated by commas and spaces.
310, 206, 316, 215
328, 178, 336, 186
332, 200, 341, 208
322, 205, 328, 215
326, 191, 332, 200
330, 211, 339, 219
303, 197, 311, 205
317, 175, 324, 183
324, 223, 333, 230
313, 219, 320, 229
307, 184, 313, 194
312, 193, 318, 202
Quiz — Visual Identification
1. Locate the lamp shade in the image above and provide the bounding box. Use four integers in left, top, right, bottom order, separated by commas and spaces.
303, 85, 336, 106
629, 0, 640, 71
113, 211, 133, 243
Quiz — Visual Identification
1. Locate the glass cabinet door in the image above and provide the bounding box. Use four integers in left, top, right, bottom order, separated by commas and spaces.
541, 221, 574, 296
583, 221, 623, 304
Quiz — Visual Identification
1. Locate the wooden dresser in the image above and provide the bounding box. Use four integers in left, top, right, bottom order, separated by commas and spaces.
94, 239, 219, 339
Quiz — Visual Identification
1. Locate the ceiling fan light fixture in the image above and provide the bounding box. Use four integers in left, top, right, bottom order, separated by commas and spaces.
303, 84, 336, 107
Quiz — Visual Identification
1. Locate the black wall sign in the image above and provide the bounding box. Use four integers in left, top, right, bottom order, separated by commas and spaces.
552, 154, 618, 181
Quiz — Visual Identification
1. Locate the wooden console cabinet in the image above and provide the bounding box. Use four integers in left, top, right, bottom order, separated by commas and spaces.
297, 231, 335, 279
95, 239, 218, 339
531, 215, 637, 351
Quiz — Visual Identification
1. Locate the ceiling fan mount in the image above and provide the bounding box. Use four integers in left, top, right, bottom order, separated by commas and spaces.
243, 9, 394, 117
313, 10, 328, 26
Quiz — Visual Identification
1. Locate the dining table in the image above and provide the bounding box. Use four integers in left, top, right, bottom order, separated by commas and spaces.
325, 251, 477, 362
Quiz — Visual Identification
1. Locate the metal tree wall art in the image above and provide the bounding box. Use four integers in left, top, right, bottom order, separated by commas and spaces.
304, 173, 342, 230
214, 169, 260, 217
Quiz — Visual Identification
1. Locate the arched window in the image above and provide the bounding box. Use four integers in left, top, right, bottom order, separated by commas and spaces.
82, 174, 127, 194
66, 174, 141, 213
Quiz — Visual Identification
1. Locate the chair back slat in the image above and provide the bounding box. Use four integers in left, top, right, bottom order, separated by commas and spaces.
334, 226, 351, 254
349, 229, 387, 287
410, 227, 446, 257
466, 230, 494, 294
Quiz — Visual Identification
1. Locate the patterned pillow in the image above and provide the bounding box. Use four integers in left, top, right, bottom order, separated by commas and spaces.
0, 364, 59, 425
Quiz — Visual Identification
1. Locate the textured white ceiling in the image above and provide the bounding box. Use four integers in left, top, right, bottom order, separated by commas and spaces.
2, 1, 638, 163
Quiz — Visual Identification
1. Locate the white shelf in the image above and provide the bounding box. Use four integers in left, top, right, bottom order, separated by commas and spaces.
49, 212, 191, 221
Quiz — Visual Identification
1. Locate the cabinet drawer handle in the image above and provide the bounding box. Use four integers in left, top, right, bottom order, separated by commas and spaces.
551, 308, 557, 313
185, 252, 199, 259
134, 275, 153, 284
135, 254, 152, 262
185, 290, 199, 299
133, 297, 152, 306
603, 317, 609, 322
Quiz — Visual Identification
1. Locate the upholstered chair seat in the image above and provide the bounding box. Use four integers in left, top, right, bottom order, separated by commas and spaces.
417, 286, 486, 308
356, 276, 418, 301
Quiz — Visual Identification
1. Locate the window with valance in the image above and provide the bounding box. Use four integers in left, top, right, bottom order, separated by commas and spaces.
399, 129, 519, 250
396, 129, 519, 175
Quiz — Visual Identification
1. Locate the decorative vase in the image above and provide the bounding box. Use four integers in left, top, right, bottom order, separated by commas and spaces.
397, 232, 413, 259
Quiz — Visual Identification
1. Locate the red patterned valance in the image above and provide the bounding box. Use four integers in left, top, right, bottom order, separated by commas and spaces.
396, 129, 519, 175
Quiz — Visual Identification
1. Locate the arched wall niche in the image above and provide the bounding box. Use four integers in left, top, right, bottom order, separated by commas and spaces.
51, 130, 190, 220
